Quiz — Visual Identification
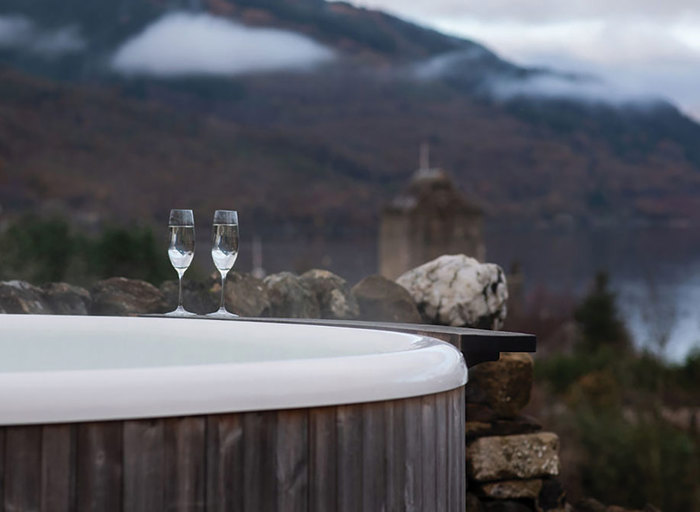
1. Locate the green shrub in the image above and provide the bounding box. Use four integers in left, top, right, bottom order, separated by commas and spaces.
0, 216, 171, 286
536, 279, 700, 511
576, 408, 699, 511
574, 271, 631, 352
0, 215, 75, 283
535, 346, 618, 394
87, 226, 172, 285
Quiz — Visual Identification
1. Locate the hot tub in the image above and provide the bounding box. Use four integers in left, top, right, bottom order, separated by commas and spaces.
0, 314, 467, 511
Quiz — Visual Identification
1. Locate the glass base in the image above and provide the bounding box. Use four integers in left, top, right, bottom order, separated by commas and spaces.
206, 308, 239, 319
164, 306, 198, 318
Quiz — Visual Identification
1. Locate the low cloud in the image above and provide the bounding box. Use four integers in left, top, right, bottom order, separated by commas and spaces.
421, 16, 700, 119
414, 49, 662, 108
0, 15, 32, 46
0, 14, 85, 57
487, 73, 658, 105
111, 12, 334, 77
412, 47, 494, 80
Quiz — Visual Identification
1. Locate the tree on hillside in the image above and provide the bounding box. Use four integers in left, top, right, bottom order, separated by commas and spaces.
574, 271, 631, 352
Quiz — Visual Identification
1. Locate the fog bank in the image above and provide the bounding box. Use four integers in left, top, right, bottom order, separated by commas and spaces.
0, 14, 84, 57
112, 12, 334, 77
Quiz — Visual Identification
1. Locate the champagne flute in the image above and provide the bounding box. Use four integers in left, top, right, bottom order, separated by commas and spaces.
208, 210, 239, 318
166, 209, 196, 317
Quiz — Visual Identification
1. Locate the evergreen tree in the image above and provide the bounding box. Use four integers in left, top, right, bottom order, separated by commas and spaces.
574, 271, 631, 352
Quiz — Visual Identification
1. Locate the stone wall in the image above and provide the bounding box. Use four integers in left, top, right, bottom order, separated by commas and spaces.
465, 352, 565, 511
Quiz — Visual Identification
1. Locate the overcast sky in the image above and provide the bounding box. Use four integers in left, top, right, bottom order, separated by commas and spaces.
350, 0, 700, 119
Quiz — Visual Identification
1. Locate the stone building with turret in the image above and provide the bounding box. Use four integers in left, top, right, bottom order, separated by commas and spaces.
379, 153, 484, 280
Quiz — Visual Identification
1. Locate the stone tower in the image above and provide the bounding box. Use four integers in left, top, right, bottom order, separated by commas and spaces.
379, 146, 485, 279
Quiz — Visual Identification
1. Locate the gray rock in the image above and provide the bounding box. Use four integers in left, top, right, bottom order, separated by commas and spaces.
91, 277, 166, 316
220, 272, 270, 317
479, 479, 543, 500
351, 274, 422, 323
396, 254, 508, 329
299, 269, 359, 320
466, 352, 534, 418
0, 280, 51, 314
160, 279, 217, 315
42, 282, 91, 315
264, 272, 320, 318
467, 432, 560, 482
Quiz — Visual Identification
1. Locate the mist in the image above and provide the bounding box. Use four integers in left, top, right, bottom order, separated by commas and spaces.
413, 49, 663, 108
487, 73, 659, 105
111, 12, 335, 77
412, 47, 494, 80
0, 14, 85, 57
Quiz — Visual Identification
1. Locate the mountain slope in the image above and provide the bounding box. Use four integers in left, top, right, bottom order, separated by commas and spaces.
0, 0, 512, 79
1, 0, 700, 231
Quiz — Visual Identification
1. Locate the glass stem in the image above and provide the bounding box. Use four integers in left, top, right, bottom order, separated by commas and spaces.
220, 270, 228, 311
177, 269, 185, 310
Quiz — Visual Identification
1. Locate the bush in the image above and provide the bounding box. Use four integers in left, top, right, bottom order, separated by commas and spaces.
87, 227, 171, 285
0, 215, 171, 286
535, 276, 700, 511
0, 215, 74, 283
576, 408, 699, 511
535, 346, 618, 394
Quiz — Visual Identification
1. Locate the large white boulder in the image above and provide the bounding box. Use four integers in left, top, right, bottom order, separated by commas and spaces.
396, 254, 508, 329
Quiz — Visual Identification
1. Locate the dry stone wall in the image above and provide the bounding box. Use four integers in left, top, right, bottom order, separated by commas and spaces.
464, 352, 567, 512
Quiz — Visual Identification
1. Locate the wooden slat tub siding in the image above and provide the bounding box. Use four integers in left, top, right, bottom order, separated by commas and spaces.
40, 424, 73, 512
336, 404, 363, 512
208, 414, 243, 512
275, 410, 308, 512
404, 397, 423, 512
386, 398, 407, 512
243, 411, 277, 512
447, 387, 464, 512
164, 417, 206, 512
421, 394, 437, 509
435, 392, 449, 512
124, 419, 165, 512
457, 386, 466, 512
361, 402, 386, 512
205, 415, 221, 511
0, 386, 465, 512
76, 421, 122, 512
309, 407, 337, 512
4, 425, 41, 512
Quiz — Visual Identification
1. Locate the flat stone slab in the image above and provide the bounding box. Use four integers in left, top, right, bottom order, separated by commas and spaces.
466, 352, 533, 418
479, 478, 543, 500
467, 432, 560, 481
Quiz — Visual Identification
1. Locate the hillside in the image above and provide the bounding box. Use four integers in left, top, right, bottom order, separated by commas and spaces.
0, 69, 379, 234
1, 0, 700, 233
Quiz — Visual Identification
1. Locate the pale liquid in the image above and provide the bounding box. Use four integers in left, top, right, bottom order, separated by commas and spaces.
168, 225, 195, 270
212, 223, 239, 271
